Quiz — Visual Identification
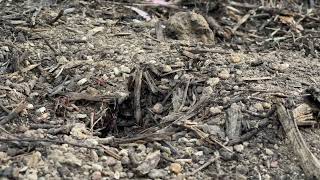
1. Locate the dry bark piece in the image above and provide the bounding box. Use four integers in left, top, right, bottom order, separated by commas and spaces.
292, 103, 317, 126
0, 101, 27, 125
226, 103, 242, 141
155, 21, 164, 41
276, 101, 320, 179
205, 15, 231, 39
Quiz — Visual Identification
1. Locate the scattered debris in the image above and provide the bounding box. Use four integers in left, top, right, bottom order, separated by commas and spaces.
1, 0, 320, 179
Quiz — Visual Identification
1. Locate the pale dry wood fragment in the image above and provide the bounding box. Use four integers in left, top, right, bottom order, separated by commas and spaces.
276, 102, 320, 179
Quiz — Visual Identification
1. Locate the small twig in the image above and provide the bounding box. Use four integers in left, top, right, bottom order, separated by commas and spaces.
143, 71, 159, 94
114, 132, 173, 144
30, 6, 42, 26
161, 69, 188, 77
205, 15, 230, 39
183, 124, 233, 152
43, 38, 58, 55
0, 138, 99, 150
100, 145, 121, 160
0, 101, 27, 125
232, 9, 256, 34
182, 48, 230, 54
227, 119, 271, 145
61, 39, 87, 44
229, 1, 258, 9
241, 76, 272, 81
243, 105, 276, 118
188, 156, 218, 176
90, 112, 95, 134
48, 9, 64, 25
29, 124, 60, 129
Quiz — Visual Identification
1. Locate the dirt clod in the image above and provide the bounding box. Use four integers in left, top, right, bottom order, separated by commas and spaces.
165, 12, 215, 43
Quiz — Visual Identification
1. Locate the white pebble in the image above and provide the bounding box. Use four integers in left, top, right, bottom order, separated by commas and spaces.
209, 106, 222, 115
162, 65, 172, 73
218, 69, 230, 80
26, 104, 34, 109
234, 144, 244, 153
206, 77, 220, 87
36, 107, 46, 114
120, 65, 131, 73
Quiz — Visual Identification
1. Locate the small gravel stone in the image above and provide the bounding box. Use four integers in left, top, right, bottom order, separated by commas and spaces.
265, 148, 274, 156
26, 104, 34, 109
152, 103, 163, 114
113, 162, 123, 172
92, 164, 103, 171
218, 69, 230, 80
236, 174, 247, 180
136, 150, 161, 175
234, 144, 244, 153
76, 113, 87, 119
270, 161, 278, 168
113, 67, 121, 76
121, 156, 130, 165
202, 86, 213, 96
236, 70, 242, 75
148, 169, 168, 179
25, 169, 38, 180
194, 151, 204, 157
70, 123, 90, 139
114, 171, 120, 179
243, 142, 249, 147
175, 61, 185, 67
0, 152, 7, 159
262, 174, 272, 180
254, 103, 264, 112
127, 172, 134, 178
162, 65, 172, 73
201, 124, 225, 138
209, 106, 222, 115
278, 63, 290, 72
262, 102, 272, 109
170, 163, 182, 174
103, 156, 118, 166
206, 77, 220, 87
271, 63, 290, 72
91, 171, 102, 180
90, 150, 99, 162
63, 152, 82, 166
236, 164, 249, 175
36, 107, 46, 114
120, 65, 131, 73
220, 150, 235, 161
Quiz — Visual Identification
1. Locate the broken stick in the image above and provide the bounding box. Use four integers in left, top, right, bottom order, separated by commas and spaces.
276, 101, 320, 179
134, 69, 143, 125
